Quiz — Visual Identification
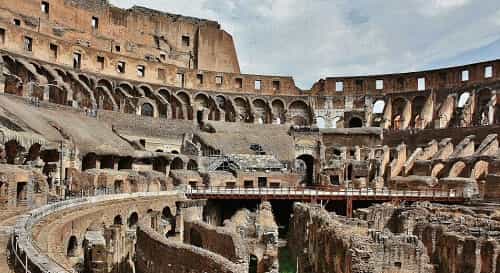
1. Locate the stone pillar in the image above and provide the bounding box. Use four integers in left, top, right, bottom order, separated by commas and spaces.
166, 103, 172, 120
218, 110, 225, 121
43, 85, 50, 101
0, 73, 5, 94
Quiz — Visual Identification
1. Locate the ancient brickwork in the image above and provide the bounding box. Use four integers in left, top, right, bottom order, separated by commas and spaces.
289, 203, 433, 273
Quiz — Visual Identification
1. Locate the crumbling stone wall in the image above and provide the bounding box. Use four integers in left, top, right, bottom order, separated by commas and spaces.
356, 202, 500, 273
183, 220, 248, 265
136, 223, 244, 273
288, 203, 433, 273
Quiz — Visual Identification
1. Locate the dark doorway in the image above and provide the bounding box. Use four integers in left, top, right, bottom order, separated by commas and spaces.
297, 154, 314, 186
349, 117, 363, 128
190, 228, 203, 247
249, 255, 258, 273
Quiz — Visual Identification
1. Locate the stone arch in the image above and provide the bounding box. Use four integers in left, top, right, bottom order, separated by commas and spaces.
119, 82, 141, 97
78, 74, 93, 89
189, 228, 203, 247
296, 154, 314, 186
27, 143, 41, 162
113, 215, 123, 225
82, 153, 97, 171
48, 85, 68, 105
316, 116, 326, 128
471, 160, 489, 180
332, 116, 342, 128
373, 99, 386, 114
5, 140, 25, 165
162, 206, 176, 237
67, 235, 79, 257
412, 96, 427, 128
170, 157, 184, 170
187, 159, 198, 171
289, 100, 311, 126
141, 102, 154, 117
127, 212, 139, 228
176, 91, 191, 105
475, 88, 493, 125
95, 86, 117, 110
234, 97, 251, 122
431, 163, 445, 178
138, 84, 154, 98
391, 97, 410, 130
194, 93, 211, 122
271, 99, 286, 124
252, 98, 270, 124
157, 87, 171, 101
97, 78, 114, 92
348, 117, 363, 128
449, 161, 467, 177
457, 92, 471, 108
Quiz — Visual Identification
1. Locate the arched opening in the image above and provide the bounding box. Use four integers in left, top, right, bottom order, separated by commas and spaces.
82, 153, 97, 171
16, 182, 27, 203
272, 99, 285, 124
373, 100, 385, 114
128, 212, 139, 229
392, 98, 408, 130
458, 92, 471, 108
431, 163, 445, 178
249, 255, 258, 273
113, 215, 123, 225
100, 155, 114, 169
234, 97, 249, 122
27, 143, 41, 162
316, 117, 326, 128
297, 154, 314, 186
289, 100, 310, 126
114, 180, 123, 193
170, 157, 184, 170
162, 207, 176, 237
67, 236, 78, 257
153, 157, 167, 173
412, 96, 427, 128
253, 99, 269, 124
118, 157, 133, 170
347, 164, 353, 181
5, 140, 23, 164
187, 160, 198, 171
449, 161, 467, 177
196, 110, 204, 124
348, 117, 363, 128
141, 103, 154, 117
190, 228, 203, 248
475, 89, 492, 125
472, 160, 489, 180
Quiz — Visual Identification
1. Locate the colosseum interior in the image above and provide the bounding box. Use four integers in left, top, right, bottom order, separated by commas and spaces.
0, 1, 499, 273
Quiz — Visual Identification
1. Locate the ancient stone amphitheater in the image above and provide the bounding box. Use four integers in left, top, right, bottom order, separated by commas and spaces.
0, 1, 499, 273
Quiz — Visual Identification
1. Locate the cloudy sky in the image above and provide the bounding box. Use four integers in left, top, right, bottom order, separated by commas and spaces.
110, 0, 500, 89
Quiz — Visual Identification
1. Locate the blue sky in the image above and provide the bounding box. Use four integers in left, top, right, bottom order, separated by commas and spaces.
110, 0, 500, 89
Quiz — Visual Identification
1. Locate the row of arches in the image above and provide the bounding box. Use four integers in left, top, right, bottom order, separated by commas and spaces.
66, 205, 176, 257
2, 55, 314, 126
81, 153, 198, 173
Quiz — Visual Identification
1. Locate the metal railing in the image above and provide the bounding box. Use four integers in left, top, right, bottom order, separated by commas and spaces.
10, 190, 182, 273
187, 186, 466, 199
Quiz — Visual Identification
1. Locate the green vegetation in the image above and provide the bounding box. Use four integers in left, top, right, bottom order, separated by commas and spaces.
279, 246, 296, 273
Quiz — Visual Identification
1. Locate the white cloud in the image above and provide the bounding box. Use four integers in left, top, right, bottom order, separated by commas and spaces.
110, 0, 500, 89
